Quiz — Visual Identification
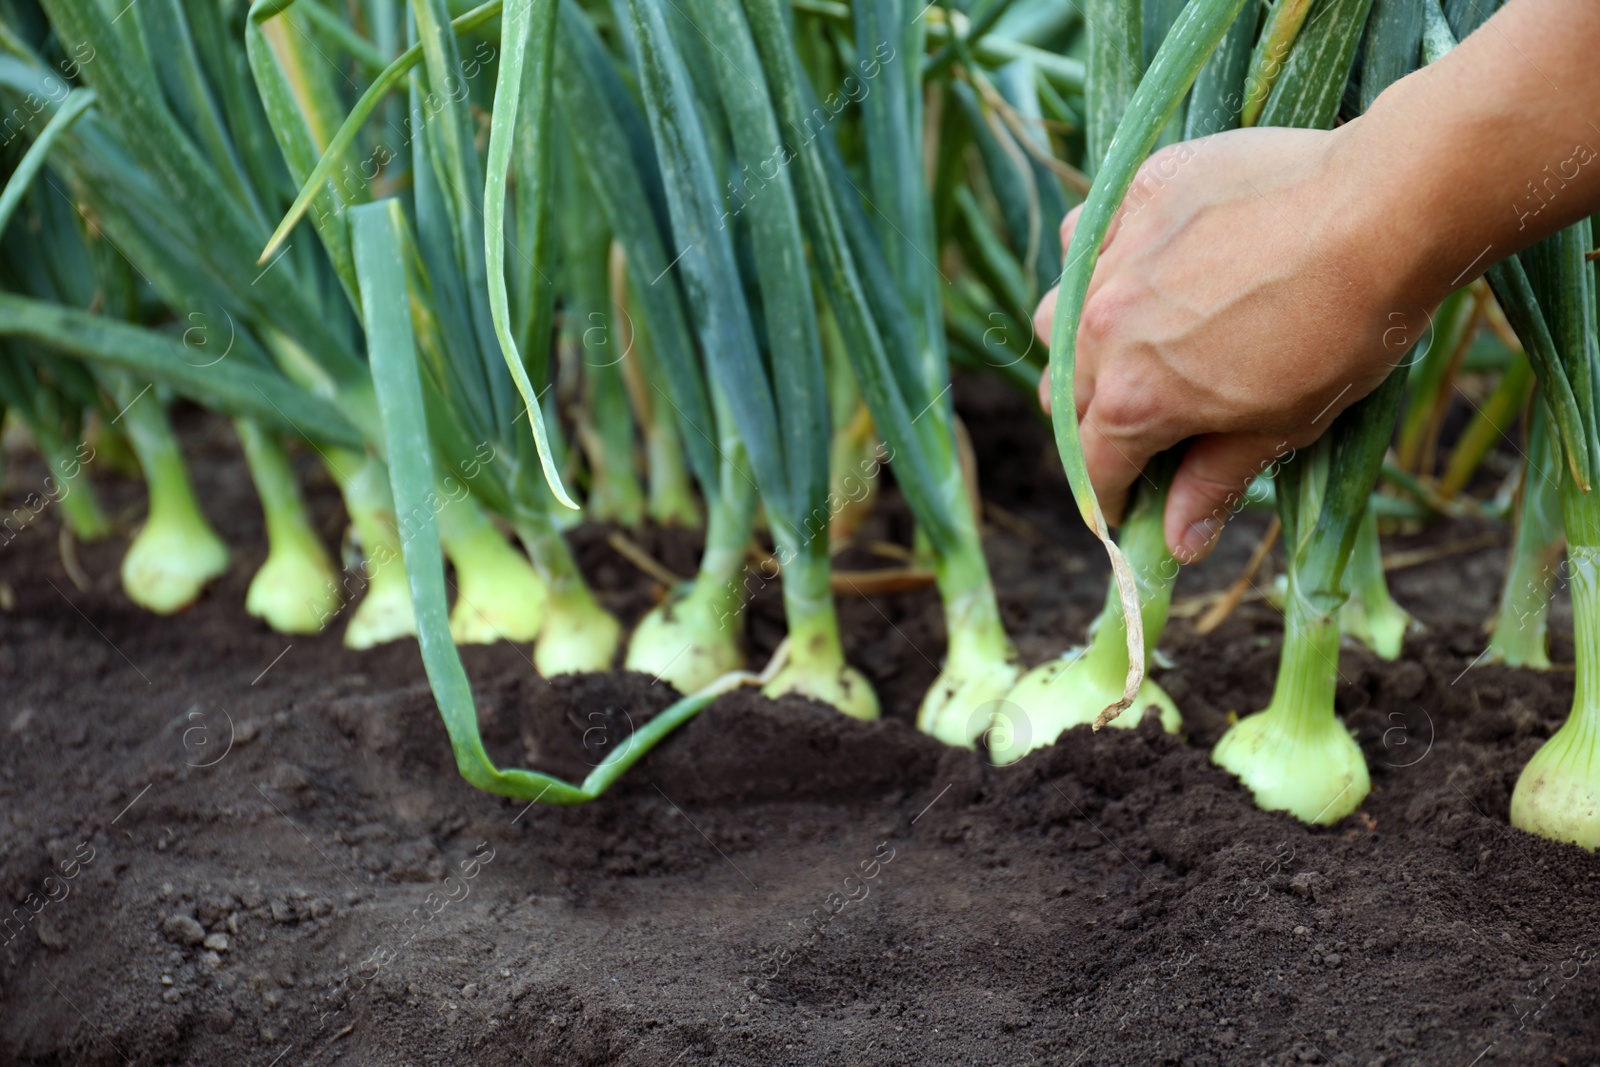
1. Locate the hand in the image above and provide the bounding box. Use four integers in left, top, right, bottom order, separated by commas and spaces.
1031, 0, 1600, 564
1034, 124, 1431, 562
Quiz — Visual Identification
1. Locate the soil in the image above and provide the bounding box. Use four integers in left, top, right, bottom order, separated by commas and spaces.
3, 376, 1598, 1067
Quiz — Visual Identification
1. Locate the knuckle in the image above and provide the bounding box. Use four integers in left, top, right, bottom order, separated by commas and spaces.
1091, 375, 1161, 441
1079, 288, 1127, 348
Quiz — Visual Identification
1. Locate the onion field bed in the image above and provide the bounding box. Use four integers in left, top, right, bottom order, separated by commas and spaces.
4, 382, 1596, 1066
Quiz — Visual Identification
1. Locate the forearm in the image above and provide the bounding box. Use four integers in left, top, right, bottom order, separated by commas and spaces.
1335, 0, 1600, 307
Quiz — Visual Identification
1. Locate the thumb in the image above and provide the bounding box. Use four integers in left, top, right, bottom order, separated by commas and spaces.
1165, 433, 1290, 563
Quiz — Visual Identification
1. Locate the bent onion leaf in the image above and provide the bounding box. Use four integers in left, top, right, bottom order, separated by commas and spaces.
354, 199, 586, 802
482, 0, 578, 509
0, 87, 94, 238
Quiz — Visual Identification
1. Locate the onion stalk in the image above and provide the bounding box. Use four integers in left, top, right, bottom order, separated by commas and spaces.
1505, 220, 1600, 847
115, 385, 230, 615
1213, 0, 1398, 824
1512, 504, 1600, 846
328, 448, 415, 650
626, 391, 758, 693
0, 354, 111, 543
1414, 11, 1600, 847
1486, 400, 1562, 669
437, 495, 546, 645
1213, 370, 1405, 826
1214, 518, 1371, 825
356, 197, 763, 805
1003, 0, 1264, 749
625, 0, 877, 717
561, 166, 644, 530
994, 458, 1182, 764
556, 4, 757, 684
235, 419, 341, 634
1338, 505, 1416, 660
611, 251, 699, 530
852, 0, 1023, 743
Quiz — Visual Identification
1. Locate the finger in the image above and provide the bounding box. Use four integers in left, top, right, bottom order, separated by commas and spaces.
1058, 201, 1129, 275
1079, 405, 1156, 526
1057, 203, 1082, 259
1164, 433, 1292, 564
1032, 285, 1057, 348
1037, 366, 1051, 415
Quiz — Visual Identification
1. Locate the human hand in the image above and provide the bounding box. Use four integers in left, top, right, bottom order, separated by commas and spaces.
1033, 0, 1600, 565
1033, 123, 1442, 563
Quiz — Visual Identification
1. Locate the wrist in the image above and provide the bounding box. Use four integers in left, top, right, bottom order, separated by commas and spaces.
1331, 10, 1600, 307
1321, 74, 1483, 315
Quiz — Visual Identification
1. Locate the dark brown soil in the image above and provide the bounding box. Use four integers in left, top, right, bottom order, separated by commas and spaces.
3, 378, 1598, 1066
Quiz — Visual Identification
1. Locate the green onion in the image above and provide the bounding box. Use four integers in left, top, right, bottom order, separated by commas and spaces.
235, 419, 342, 634
621, 298, 703, 531
1023, 0, 1253, 754
113, 383, 231, 615
559, 168, 645, 528
625, 390, 759, 693
625, 0, 876, 717
1418, 11, 1600, 846
356, 196, 761, 804
438, 494, 548, 645
742, 0, 1027, 740
1337, 505, 1416, 661
327, 448, 417, 649
552, 3, 752, 693
1211, 0, 1391, 825
993, 455, 1182, 763
1485, 399, 1562, 670
400, 0, 620, 674
1508, 219, 1600, 848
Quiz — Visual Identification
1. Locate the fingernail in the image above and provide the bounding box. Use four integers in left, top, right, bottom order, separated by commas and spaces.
1176, 518, 1222, 563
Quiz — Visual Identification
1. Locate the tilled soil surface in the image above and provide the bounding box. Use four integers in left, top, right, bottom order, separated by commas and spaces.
3, 379, 1598, 1066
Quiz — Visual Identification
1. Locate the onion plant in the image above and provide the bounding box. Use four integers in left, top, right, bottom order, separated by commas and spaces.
996, 0, 1206, 763
12, 0, 575, 648
0, 147, 234, 610
1485, 401, 1563, 670
1500, 227, 1600, 847
1419, 5, 1600, 847
0, 1, 394, 639
553, 3, 755, 694
998, 0, 1272, 762
0, 353, 110, 545
1210, 0, 1409, 826
851, 0, 1025, 742
9, 0, 1579, 825
743, 0, 1040, 735
234, 420, 342, 634
391, 0, 617, 671
252, 0, 632, 670
112, 381, 232, 614
1338, 505, 1416, 661
623, 0, 876, 717
1212, 391, 1403, 825
559, 153, 644, 529
619, 302, 703, 532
